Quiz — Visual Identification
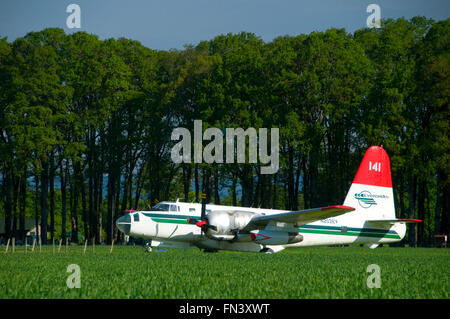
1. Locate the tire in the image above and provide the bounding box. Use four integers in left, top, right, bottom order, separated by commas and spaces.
259, 247, 274, 254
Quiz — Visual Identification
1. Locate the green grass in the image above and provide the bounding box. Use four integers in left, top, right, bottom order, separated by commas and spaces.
0, 245, 449, 298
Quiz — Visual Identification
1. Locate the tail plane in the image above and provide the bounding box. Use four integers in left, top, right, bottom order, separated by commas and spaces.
343, 146, 420, 230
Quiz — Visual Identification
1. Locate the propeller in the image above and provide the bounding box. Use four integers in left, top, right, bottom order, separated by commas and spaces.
186, 193, 217, 233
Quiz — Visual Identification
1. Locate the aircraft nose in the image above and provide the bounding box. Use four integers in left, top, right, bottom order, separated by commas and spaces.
116, 214, 131, 234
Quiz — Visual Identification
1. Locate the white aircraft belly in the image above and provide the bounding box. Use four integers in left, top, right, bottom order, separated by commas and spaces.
198, 238, 263, 252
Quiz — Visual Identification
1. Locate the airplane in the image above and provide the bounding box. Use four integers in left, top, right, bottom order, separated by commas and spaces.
116, 146, 421, 253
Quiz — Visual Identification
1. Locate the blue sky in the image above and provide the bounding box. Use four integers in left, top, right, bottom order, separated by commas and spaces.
1, 0, 449, 50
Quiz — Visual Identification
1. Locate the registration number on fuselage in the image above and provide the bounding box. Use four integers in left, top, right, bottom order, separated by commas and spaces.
320, 218, 338, 224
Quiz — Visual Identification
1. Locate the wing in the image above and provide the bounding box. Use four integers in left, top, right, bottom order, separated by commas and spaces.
246, 205, 355, 229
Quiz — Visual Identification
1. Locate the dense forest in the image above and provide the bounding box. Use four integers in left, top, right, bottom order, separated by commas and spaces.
0, 17, 448, 246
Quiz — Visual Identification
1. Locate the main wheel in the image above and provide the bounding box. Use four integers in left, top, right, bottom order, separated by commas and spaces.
259, 247, 274, 254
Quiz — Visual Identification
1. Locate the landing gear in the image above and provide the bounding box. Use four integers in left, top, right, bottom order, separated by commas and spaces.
259, 247, 274, 254
203, 249, 218, 253
145, 242, 152, 253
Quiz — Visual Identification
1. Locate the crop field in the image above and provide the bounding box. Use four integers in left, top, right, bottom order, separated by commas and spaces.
0, 245, 449, 299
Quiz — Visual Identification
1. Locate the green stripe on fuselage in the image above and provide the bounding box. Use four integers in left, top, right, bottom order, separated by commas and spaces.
142, 212, 195, 219
142, 212, 194, 225
150, 218, 190, 224
298, 225, 400, 239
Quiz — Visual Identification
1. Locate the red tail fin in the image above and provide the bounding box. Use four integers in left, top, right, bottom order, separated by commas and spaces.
352, 146, 392, 188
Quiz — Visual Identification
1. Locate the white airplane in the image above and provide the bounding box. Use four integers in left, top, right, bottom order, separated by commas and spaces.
116, 146, 421, 253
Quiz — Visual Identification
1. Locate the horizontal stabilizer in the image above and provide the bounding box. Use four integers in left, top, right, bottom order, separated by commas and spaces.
366, 218, 422, 227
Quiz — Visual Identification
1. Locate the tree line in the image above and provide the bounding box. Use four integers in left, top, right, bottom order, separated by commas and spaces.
0, 17, 448, 246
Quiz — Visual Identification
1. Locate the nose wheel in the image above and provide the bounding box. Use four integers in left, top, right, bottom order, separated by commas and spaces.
145, 241, 152, 253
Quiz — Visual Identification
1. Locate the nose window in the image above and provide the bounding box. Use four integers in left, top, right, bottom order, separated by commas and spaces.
120, 214, 131, 223
134, 213, 140, 222
116, 214, 131, 234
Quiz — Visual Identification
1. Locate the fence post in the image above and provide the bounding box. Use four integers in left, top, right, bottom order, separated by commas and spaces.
5, 238, 10, 253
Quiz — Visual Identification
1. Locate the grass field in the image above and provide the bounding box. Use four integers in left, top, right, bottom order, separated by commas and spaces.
0, 245, 448, 299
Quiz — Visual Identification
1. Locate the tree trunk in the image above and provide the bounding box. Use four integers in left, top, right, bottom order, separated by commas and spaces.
60, 158, 67, 243
309, 152, 319, 207
19, 170, 26, 242
260, 173, 265, 208
302, 158, 310, 209
49, 153, 55, 241
294, 158, 301, 211
398, 173, 406, 219
70, 169, 79, 244
408, 175, 417, 247
114, 175, 121, 243
253, 173, 260, 207
194, 164, 199, 202
3, 167, 12, 239
417, 179, 426, 246
183, 164, 191, 202
81, 172, 88, 242
120, 168, 129, 213
40, 159, 49, 244
272, 173, 277, 209
214, 166, 220, 205
134, 163, 145, 209
283, 174, 288, 210
232, 171, 237, 206
106, 172, 115, 244
88, 128, 95, 243
240, 166, 253, 207
12, 175, 19, 239
287, 144, 295, 210
34, 174, 39, 242
98, 171, 103, 244
442, 182, 449, 239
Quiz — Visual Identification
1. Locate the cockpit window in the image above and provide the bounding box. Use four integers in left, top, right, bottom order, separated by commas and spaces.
153, 203, 170, 211
152, 203, 179, 212
133, 213, 140, 222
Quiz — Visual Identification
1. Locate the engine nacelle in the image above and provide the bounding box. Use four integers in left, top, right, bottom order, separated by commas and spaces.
206, 210, 256, 241
250, 230, 303, 245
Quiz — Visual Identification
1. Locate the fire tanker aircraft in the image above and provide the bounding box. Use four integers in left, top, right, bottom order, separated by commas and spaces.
116, 146, 421, 253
